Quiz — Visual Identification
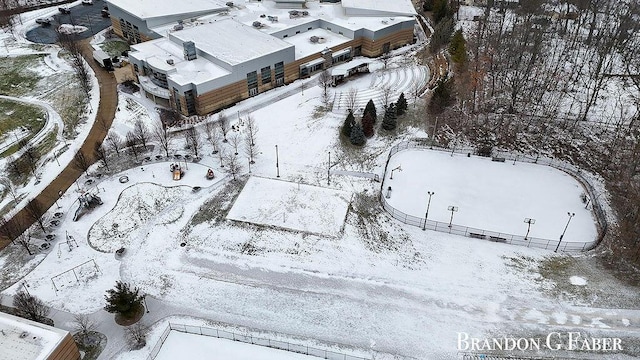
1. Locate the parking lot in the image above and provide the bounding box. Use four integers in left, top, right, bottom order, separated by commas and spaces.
26, 0, 112, 44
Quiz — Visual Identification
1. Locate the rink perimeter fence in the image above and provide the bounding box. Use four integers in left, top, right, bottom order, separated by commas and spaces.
380, 140, 608, 253
148, 323, 370, 360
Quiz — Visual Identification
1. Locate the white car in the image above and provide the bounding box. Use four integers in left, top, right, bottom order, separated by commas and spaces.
82, 0, 93, 4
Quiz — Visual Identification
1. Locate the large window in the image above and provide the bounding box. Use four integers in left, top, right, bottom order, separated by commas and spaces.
261, 66, 271, 84
274, 62, 284, 86
120, 19, 141, 44
247, 71, 258, 96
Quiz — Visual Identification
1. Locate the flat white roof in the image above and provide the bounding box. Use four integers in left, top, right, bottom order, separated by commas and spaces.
131, 39, 231, 86
0, 312, 67, 360
171, 19, 294, 66
341, 0, 417, 16
282, 28, 352, 60
107, 0, 228, 20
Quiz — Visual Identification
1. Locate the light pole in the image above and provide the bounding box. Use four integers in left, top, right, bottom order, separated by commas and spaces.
275, 145, 280, 178
423, 191, 434, 231
524, 218, 535, 240
555, 212, 575, 252
390, 165, 402, 179
447, 206, 458, 228
327, 151, 330, 185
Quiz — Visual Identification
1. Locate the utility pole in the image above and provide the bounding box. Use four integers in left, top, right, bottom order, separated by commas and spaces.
555, 212, 575, 252
423, 191, 435, 231
275, 144, 280, 178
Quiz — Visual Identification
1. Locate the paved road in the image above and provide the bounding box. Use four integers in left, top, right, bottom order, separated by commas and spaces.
0, 39, 117, 249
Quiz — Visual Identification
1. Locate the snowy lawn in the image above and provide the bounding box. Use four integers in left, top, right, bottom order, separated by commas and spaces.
155, 331, 320, 360
385, 149, 598, 243
226, 176, 351, 237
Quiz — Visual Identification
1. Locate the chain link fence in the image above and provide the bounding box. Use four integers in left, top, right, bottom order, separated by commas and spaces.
380, 141, 607, 253
148, 323, 370, 360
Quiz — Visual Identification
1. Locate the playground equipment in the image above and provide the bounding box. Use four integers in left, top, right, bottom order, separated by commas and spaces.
170, 163, 184, 180
73, 193, 103, 221
206, 168, 215, 180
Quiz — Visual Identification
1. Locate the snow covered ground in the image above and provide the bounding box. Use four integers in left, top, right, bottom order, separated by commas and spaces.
384, 149, 598, 242
226, 176, 351, 237
0, 4, 638, 359
155, 331, 319, 360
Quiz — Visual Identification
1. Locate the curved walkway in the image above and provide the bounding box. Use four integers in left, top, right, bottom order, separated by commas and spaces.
0, 38, 117, 249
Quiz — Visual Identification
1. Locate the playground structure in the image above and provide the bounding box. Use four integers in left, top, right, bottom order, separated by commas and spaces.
206, 168, 215, 180
171, 163, 185, 180
72, 193, 103, 222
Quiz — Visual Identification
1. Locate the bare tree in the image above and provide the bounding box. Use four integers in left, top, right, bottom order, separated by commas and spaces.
22, 141, 39, 176
380, 49, 392, 70
57, 31, 91, 96
0, 176, 19, 204
245, 115, 258, 144
217, 146, 227, 168
126, 323, 148, 350
133, 120, 150, 150
13, 291, 50, 323
184, 125, 202, 157
229, 133, 241, 155
381, 85, 393, 109
73, 151, 91, 175
218, 113, 229, 142
72, 314, 97, 346
318, 70, 332, 108
25, 199, 46, 233
106, 133, 123, 157
225, 153, 242, 180
203, 120, 220, 154
0, 216, 20, 245
152, 122, 172, 157
125, 132, 140, 161
94, 142, 110, 171
346, 88, 358, 112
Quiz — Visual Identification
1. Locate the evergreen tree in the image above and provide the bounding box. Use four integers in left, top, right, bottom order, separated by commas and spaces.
362, 112, 375, 138
364, 99, 377, 123
422, 0, 434, 11
350, 123, 366, 146
382, 103, 398, 131
104, 281, 144, 319
448, 29, 467, 65
433, 0, 451, 24
428, 77, 455, 115
341, 111, 355, 137
396, 93, 408, 116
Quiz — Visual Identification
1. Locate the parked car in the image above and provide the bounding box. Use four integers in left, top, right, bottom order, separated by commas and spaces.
35, 17, 53, 26
58, 6, 71, 14
81, 0, 93, 4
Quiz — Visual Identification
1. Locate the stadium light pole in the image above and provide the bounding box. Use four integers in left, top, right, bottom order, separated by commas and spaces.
555, 212, 575, 252
524, 218, 535, 240
327, 151, 330, 185
423, 191, 434, 231
390, 165, 402, 179
447, 206, 458, 229
275, 145, 280, 178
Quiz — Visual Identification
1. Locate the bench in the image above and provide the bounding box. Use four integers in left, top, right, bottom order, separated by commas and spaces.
469, 232, 486, 239
489, 236, 507, 243
492, 157, 506, 162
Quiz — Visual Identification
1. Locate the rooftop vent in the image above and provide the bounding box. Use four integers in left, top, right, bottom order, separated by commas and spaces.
252, 21, 263, 28
310, 36, 319, 43
267, 15, 278, 22
166, 59, 174, 65
173, 24, 184, 31
183, 41, 197, 61
226, 1, 233, 6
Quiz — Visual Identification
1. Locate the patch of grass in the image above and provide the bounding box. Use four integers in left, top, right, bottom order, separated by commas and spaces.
0, 100, 47, 158
56, 88, 87, 139
0, 55, 44, 96
101, 40, 130, 57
